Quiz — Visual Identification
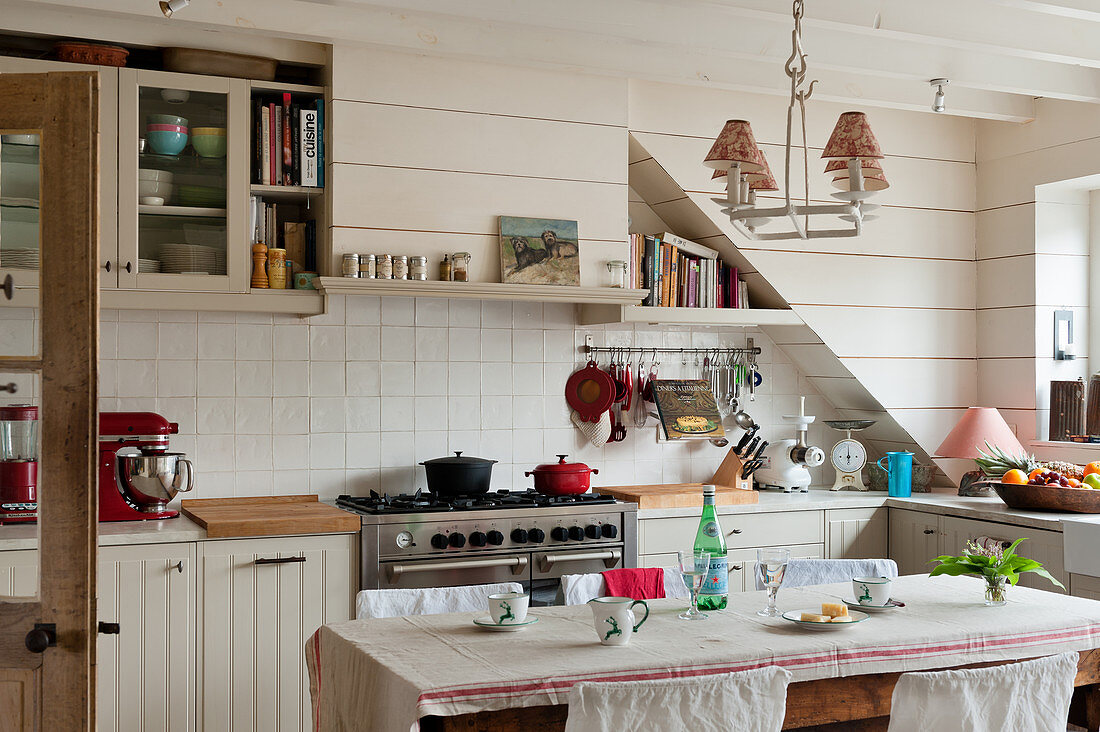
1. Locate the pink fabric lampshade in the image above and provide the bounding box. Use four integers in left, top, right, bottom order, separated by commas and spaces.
824, 158, 882, 174
830, 172, 890, 191
935, 407, 1025, 460
712, 149, 776, 188
822, 111, 884, 160
703, 120, 765, 173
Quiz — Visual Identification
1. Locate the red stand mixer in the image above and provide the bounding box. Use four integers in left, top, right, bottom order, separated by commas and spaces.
99, 411, 194, 521
0, 405, 39, 523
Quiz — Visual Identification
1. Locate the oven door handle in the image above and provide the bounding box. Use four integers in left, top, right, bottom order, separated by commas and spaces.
539, 549, 621, 572
386, 555, 529, 581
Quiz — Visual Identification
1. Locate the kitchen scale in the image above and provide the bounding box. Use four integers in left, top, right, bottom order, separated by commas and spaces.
824, 420, 876, 491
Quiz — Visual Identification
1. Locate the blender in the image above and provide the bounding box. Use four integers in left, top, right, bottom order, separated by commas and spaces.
0, 404, 38, 523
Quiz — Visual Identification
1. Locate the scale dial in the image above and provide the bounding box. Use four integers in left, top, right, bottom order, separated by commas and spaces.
830, 439, 867, 473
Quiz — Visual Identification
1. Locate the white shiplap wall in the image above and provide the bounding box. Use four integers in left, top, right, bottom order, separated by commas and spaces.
626, 80, 979, 481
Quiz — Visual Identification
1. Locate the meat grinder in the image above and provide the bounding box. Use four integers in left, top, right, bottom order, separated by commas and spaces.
753, 397, 825, 493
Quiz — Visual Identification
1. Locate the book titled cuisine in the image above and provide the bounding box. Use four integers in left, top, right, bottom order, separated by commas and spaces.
651, 380, 725, 440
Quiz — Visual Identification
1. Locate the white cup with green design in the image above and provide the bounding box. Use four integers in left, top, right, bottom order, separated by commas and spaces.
489, 592, 529, 625
587, 596, 649, 646
852, 577, 892, 607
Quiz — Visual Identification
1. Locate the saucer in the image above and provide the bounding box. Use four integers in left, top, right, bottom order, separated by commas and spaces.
843, 598, 901, 613
473, 616, 539, 632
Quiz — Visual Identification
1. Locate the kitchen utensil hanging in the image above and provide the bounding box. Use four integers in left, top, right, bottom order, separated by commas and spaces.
565, 360, 616, 423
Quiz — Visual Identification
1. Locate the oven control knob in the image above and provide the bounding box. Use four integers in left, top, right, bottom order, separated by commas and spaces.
487, 530, 505, 545
448, 532, 467, 548
510, 528, 528, 543
469, 531, 487, 547
568, 526, 586, 542
430, 533, 449, 550
585, 524, 602, 539
528, 528, 545, 543
602, 524, 618, 539
551, 527, 569, 542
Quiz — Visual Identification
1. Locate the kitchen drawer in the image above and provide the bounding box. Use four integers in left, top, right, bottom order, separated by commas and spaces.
940, 516, 1066, 593
1072, 573, 1100, 600
732, 543, 824, 592
639, 511, 823, 556
638, 552, 676, 569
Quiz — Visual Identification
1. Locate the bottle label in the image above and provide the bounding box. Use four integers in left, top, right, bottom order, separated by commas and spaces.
702, 521, 719, 538
699, 556, 728, 596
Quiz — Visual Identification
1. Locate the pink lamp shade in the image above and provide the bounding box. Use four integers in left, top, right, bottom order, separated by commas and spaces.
824, 158, 882, 174
830, 172, 890, 191
703, 119, 765, 173
821, 111, 884, 160
935, 407, 1026, 460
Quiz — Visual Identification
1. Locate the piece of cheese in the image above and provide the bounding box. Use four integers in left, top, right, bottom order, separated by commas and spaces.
821, 602, 848, 618
830, 615, 856, 623
800, 613, 831, 623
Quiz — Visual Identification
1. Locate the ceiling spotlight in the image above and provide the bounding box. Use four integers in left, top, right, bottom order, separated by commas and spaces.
159, 0, 189, 18
930, 78, 949, 113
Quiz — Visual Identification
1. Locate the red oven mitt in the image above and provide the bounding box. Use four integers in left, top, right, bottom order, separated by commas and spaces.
601, 567, 665, 600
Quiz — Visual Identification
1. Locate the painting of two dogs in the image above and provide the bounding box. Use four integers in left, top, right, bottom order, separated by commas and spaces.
499, 216, 581, 286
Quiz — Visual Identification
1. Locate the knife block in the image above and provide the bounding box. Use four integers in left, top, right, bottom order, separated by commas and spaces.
710, 446, 754, 492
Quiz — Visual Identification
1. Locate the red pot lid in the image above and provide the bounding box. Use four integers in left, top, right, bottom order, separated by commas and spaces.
531, 455, 595, 475
0, 405, 37, 421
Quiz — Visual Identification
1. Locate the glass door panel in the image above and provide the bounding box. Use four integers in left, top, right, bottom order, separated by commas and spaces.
0, 133, 40, 283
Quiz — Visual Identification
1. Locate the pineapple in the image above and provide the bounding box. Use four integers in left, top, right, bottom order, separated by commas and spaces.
974, 441, 1082, 480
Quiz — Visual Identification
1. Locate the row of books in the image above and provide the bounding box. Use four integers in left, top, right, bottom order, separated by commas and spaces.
249, 195, 318, 273
253, 93, 324, 188
629, 232, 749, 309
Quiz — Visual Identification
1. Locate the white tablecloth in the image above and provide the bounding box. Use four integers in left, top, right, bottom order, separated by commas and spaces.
308, 575, 1100, 732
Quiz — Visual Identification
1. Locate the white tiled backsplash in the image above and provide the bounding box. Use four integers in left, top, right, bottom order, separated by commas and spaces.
0, 295, 840, 500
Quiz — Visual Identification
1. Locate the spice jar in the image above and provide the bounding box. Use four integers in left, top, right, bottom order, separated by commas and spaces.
393, 255, 409, 280
439, 254, 452, 281
606, 260, 628, 288
341, 253, 360, 278
359, 253, 376, 279
410, 256, 428, 281
376, 254, 393, 279
267, 248, 288, 289
452, 252, 471, 282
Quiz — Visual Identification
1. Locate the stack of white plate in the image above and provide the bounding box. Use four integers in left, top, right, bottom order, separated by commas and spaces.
1, 248, 40, 269
138, 258, 161, 273
160, 243, 218, 275
213, 250, 226, 275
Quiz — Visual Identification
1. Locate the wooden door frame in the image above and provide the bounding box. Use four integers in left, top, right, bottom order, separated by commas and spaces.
0, 71, 99, 730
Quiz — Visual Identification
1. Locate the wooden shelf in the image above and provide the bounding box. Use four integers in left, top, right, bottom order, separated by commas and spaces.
316, 277, 650, 305
102, 288, 323, 315
250, 184, 324, 202
577, 304, 803, 327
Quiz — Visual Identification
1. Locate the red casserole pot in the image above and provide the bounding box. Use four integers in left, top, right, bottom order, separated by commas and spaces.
526, 455, 599, 496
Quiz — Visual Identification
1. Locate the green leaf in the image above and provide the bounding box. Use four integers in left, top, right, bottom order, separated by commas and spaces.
1029, 567, 1066, 591
930, 564, 978, 578
1002, 537, 1027, 562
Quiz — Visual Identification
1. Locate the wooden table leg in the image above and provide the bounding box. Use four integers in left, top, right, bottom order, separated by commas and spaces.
1070, 684, 1100, 731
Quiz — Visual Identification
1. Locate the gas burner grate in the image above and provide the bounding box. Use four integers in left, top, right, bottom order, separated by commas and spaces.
336, 489, 619, 515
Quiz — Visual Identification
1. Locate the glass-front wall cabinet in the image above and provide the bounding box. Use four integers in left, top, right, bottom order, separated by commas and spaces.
0, 133, 39, 271
119, 68, 248, 292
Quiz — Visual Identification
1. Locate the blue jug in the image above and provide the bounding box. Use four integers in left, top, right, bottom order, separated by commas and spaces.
877, 451, 914, 497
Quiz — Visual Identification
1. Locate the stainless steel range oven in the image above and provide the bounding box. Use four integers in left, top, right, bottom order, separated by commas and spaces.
336, 492, 638, 605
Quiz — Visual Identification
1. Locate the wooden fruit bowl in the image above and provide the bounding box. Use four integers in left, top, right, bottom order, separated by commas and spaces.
990, 481, 1100, 513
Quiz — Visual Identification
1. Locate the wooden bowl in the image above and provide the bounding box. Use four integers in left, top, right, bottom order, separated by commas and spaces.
990, 482, 1100, 513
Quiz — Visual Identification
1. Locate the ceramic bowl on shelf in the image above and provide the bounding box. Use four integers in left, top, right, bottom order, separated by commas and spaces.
139, 196, 165, 206
148, 114, 188, 128
146, 130, 188, 156
138, 180, 174, 200
139, 168, 174, 183
191, 127, 227, 158
160, 89, 190, 104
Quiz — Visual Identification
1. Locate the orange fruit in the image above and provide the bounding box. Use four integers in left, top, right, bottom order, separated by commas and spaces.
1028, 468, 1045, 481
1069, 478, 1082, 488
1085, 462, 1100, 478
1003, 469, 1028, 484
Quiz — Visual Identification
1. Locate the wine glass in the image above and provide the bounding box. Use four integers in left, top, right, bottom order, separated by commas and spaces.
677, 549, 710, 620
756, 547, 790, 617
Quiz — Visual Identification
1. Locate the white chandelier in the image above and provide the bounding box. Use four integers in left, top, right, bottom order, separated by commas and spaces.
704, 0, 888, 241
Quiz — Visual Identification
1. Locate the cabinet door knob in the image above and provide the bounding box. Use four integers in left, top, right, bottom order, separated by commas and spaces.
2, 274, 12, 301
730, 564, 743, 571
923, 529, 936, 535
25, 623, 56, 654
124, 261, 133, 274
103, 260, 112, 272
173, 561, 184, 573
729, 528, 743, 535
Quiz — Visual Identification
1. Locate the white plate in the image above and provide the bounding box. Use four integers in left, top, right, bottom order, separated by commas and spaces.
782, 608, 869, 630
842, 598, 900, 613
473, 616, 539, 632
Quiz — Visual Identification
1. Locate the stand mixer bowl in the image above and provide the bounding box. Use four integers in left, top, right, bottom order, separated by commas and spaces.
116, 452, 193, 511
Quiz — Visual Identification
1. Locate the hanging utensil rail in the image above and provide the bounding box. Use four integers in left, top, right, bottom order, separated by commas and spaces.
583, 337, 757, 359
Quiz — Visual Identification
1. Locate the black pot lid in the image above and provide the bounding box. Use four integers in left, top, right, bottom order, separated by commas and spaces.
420, 451, 498, 466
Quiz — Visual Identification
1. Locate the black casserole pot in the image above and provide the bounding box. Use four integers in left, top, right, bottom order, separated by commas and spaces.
419, 451, 498, 495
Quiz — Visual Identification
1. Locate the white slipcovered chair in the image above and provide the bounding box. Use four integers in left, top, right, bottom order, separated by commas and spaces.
355, 582, 524, 619
559, 568, 689, 605
887, 651, 1078, 732
752, 558, 898, 590
565, 666, 792, 732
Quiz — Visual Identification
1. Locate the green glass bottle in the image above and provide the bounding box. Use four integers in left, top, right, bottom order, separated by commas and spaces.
694, 485, 728, 610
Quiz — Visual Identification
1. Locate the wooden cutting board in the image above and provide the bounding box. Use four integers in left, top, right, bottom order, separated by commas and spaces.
595, 483, 759, 509
180, 495, 360, 538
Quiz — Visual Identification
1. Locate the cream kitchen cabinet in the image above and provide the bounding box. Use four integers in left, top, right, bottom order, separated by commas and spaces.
1071, 573, 1100, 600
0, 548, 37, 595
825, 508, 888, 560
939, 515, 1066, 593
888, 508, 943, 575
198, 534, 356, 732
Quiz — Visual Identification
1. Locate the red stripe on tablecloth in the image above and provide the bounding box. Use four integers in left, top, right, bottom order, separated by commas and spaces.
414, 623, 1100, 710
